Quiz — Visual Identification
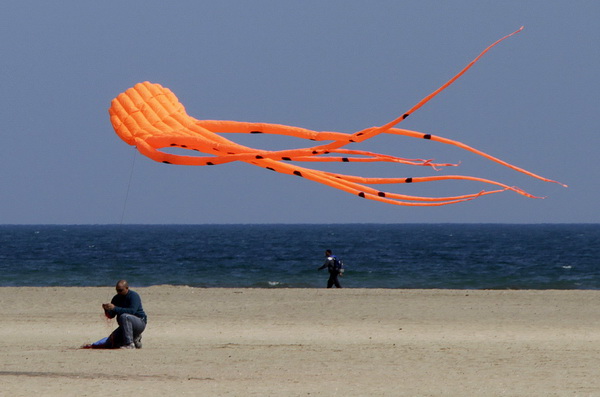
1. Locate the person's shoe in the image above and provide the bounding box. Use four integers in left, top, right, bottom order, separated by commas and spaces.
120, 343, 135, 349
134, 335, 142, 349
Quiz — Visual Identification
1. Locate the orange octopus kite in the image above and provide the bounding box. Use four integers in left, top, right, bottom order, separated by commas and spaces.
109, 27, 565, 206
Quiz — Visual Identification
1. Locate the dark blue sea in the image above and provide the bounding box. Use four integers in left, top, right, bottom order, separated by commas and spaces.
0, 224, 598, 289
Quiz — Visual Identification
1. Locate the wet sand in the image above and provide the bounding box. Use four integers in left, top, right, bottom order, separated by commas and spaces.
1, 287, 599, 396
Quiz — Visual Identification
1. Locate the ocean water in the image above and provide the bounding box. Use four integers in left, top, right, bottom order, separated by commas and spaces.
0, 224, 598, 289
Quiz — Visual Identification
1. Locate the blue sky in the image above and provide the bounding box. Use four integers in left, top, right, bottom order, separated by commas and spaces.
1, 1, 598, 224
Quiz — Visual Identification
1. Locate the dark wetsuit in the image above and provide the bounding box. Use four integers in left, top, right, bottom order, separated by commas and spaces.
318, 255, 342, 288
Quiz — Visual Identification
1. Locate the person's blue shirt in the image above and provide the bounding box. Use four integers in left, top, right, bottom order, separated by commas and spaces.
109, 289, 147, 324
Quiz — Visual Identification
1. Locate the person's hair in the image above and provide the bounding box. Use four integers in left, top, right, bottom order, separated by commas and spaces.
325, 249, 332, 255
116, 280, 129, 289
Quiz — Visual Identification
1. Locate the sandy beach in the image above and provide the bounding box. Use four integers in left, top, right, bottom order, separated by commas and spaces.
1, 287, 599, 396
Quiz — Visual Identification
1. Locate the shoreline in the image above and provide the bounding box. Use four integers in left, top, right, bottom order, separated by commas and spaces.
2, 287, 599, 395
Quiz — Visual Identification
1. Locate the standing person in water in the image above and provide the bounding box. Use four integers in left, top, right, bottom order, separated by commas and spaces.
318, 249, 343, 288
102, 280, 147, 349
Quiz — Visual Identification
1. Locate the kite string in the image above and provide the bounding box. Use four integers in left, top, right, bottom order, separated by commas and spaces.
119, 148, 137, 225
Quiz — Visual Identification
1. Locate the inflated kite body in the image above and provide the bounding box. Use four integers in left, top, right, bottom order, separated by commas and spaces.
109, 27, 564, 206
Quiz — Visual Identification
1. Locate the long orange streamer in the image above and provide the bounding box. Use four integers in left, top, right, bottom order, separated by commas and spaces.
109, 27, 565, 206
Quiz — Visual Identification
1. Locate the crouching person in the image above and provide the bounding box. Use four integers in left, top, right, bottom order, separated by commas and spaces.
102, 280, 147, 349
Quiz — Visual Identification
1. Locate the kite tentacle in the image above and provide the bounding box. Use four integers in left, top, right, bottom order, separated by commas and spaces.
196, 120, 350, 142
153, 138, 457, 168
320, 172, 541, 199
384, 128, 567, 187
248, 157, 512, 205
347, 26, 525, 145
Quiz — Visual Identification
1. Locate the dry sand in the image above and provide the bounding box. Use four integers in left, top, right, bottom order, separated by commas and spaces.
1, 287, 599, 396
